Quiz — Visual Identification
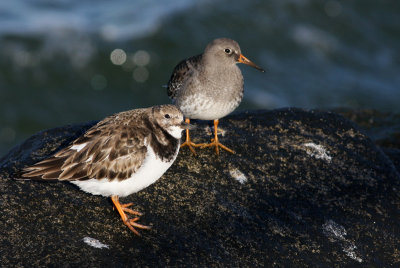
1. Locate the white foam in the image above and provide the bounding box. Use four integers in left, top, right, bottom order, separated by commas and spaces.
0, 0, 199, 40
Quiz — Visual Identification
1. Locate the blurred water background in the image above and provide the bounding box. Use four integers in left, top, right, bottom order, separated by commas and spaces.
0, 0, 399, 154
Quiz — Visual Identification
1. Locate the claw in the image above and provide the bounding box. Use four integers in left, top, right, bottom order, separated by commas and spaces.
129, 219, 152, 230
180, 118, 202, 155
111, 195, 150, 236
199, 119, 235, 155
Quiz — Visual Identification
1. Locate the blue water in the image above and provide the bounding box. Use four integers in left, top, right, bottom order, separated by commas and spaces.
1, 0, 399, 154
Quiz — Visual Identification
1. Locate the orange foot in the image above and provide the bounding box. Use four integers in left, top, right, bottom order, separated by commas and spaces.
180, 118, 202, 155
200, 119, 235, 155
180, 139, 203, 155
111, 195, 151, 236
200, 138, 235, 155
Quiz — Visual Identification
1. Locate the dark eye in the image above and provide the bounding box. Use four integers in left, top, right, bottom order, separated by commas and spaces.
224, 48, 231, 54
164, 114, 170, 119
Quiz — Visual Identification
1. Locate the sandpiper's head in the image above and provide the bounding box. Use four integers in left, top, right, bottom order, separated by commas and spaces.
204, 38, 265, 72
152, 104, 194, 139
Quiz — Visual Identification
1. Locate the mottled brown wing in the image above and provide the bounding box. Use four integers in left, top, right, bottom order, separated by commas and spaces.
22, 110, 149, 182
167, 54, 202, 99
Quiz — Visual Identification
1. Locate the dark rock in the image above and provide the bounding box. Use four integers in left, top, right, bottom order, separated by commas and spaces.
1, 108, 399, 267
336, 108, 400, 172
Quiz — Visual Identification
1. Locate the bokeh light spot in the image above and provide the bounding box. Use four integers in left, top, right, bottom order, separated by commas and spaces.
133, 50, 150, 66
110, 48, 127, 65
133, 67, 149, 83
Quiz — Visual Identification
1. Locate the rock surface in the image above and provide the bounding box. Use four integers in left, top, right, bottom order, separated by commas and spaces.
1, 108, 399, 267
336, 108, 400, 171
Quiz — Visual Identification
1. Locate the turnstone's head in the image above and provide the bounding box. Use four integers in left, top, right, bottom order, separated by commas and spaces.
152, 104, 194, 139
204, 38, 265, 72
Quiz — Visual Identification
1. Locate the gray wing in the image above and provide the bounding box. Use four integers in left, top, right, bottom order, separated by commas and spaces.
167, 54, 203, 100
22, 111, 149, 182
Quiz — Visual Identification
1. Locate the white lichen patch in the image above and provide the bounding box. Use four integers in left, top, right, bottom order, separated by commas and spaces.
322, 220, 362, 263
322, 219, 347, 240
303, 143, 332, 163
83, 237, 109, 249
229, 168, 247, 184
343, 244, 363, 263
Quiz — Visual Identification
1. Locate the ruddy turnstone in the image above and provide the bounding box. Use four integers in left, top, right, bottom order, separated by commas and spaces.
167, 38, 264, 155
22, 104, 193, 235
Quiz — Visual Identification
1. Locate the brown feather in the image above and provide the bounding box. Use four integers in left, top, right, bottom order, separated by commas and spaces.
23, 169, 49, 178
70, 169, 89, 180
108, 170, 117, 180
71, 150, 87, 163
42, 170, 63, 179
96, 168, 107, 180
25, 157, 64, 170
85, 139, 102, 157
59, 163, 86, 180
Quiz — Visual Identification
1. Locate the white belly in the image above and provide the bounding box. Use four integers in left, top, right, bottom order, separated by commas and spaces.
71, 145, 178, 197
178, 93, 240, 121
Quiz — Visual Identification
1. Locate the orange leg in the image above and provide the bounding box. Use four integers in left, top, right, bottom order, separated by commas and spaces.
180, 118, 203, 155
111, 195, 150, 236
200, 119, 235, 155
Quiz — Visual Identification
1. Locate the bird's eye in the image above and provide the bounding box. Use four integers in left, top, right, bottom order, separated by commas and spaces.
164, 114, 171, 119
224, 48, 231, 54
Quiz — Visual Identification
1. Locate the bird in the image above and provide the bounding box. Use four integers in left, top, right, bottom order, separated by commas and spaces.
22, 104, 193, 236
167, 37, 264, 155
